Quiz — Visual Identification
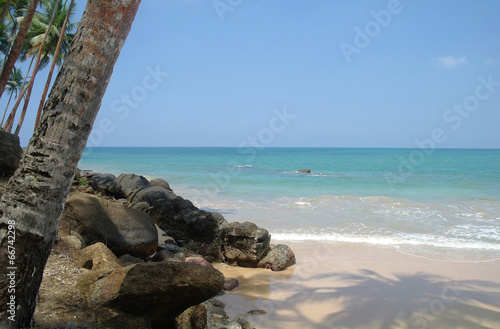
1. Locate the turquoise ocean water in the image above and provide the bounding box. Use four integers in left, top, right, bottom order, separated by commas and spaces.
79, 147, 500, 262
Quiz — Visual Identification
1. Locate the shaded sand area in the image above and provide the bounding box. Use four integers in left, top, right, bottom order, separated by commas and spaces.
214, 242, 500, 329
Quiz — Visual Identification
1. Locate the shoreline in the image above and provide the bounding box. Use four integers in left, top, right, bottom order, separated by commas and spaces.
215, 240, 500, 329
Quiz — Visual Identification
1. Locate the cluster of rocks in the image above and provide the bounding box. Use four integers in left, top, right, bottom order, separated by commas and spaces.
53, 170, 296, 328
0, 131, 296, 328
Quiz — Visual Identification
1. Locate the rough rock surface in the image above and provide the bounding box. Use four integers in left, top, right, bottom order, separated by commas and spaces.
0, 130, 22, 177
221, 221, 271, 267
87, 173, 116, 194
80, 262, 225, 328
258, 244, 296, 271
61, 192, 158, 258
72, 242, 122, 272
150, 178, 172, 191
175, 299, 254, 329
108, 173, 151, 199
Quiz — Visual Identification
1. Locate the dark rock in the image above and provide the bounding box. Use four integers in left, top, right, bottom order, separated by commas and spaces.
175, 299, 254, 329
223, 279, 239, 291
257, 244, 296, 271
130, 201, 150, 212
87, 173, 116, 194
61, 192, 158, 258
221, 221, 270, 267
128, 185, 177, 207
298, 169, 311, 173
185, 256, 212, 267
108, 173, 150, 199
81, 262, 225, 328
119, 254, 145, 267
149, 198, 228, 259
246, 309, 267, 315
151, 250, 175, 262
0, 130, 23, 177
150, 178, 172, 191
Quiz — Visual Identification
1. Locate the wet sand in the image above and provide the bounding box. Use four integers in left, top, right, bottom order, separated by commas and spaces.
214, 241, 500, 329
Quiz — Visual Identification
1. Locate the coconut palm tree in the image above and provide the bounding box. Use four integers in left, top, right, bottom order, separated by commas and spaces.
2, 0, 59, 134
0, 0, 39, 100
20, 0, 77, 70
0, 1, 142, 326
34, 0, 76, 130
0, 66, 26, 128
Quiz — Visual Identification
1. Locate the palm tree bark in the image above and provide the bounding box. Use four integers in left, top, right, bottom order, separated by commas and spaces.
0, 0, 39, 100
0, 0, 13, 24
0, 0, 142, 327
34, 0, 75, 131
11, 0, 63, 135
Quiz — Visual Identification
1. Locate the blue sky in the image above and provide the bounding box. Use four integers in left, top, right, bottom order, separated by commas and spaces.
9, 0, 500, 148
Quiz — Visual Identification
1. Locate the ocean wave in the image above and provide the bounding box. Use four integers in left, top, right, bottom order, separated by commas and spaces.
270, 232, 500, 252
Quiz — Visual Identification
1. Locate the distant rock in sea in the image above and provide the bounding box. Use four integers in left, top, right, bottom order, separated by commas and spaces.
298, 169, 311, 173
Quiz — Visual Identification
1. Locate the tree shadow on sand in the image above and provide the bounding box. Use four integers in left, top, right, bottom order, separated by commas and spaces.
275, 269, 500, 329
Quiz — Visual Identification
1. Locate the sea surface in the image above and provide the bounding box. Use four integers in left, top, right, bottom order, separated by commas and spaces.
79, 147, 500, 262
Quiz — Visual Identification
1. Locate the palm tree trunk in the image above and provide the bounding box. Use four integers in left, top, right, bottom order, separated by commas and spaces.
34, 0, 75, 131
2, 57, 33, 132
13, 0, 63, 136
0, 0, 39, 100
0, 92, 14, 127
0, 0, 142, 327
0, 0, 13, 25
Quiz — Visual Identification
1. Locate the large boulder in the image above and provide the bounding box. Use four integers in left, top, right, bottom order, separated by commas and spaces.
257, 244, 296, 271
150, 198, 227, 244
221, 222, 270, 267
128, 185, 178, 206
87, 173, 116, 194
0, 130, 23, 177
61, 192, 158, 258
108, 173, 150, 199
130, 186, 228, 260
79, 262, 225, 328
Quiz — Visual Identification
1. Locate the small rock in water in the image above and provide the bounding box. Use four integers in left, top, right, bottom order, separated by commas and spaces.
223, 279, 239, 291
298, 169, 311, 173
246, 309, 267, 315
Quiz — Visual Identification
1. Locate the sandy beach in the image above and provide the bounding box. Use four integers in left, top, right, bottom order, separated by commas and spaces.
214, 241, 500, 329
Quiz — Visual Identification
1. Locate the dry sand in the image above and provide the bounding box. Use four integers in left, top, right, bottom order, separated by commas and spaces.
214, 241, 500, 329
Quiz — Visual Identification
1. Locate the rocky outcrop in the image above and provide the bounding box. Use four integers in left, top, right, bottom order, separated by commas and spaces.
128, 185, 178, 206
61, 192, 158, 258
298, 169, 311, 173
108, 173, 150, 199
0, 131, 23, 177
79, 261, 225, 328
258, 244, 296, 271
221, 221, 270, 267
87, 173, 116, 194
175, 299, 254, 329
150, 178, 172, 191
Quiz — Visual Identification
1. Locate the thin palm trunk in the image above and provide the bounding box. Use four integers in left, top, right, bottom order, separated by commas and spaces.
2, 57, 33, 132
0, 1, 142, 327
0, 0, 39, 100
13, 0, 63, 135
0, 94, 12, 127
34, 0, 75, 131
0, 92, 14, 127
0, 0, 13, 25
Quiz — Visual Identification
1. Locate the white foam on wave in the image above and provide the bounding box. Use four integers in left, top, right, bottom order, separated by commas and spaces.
271, 232, 500, 251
